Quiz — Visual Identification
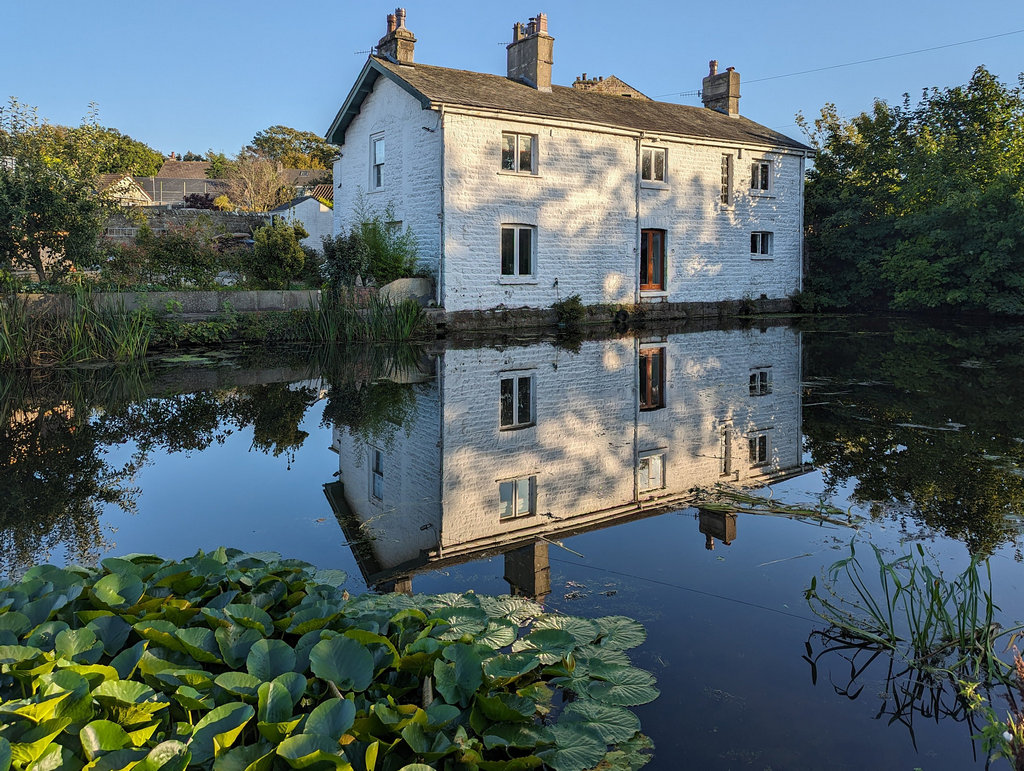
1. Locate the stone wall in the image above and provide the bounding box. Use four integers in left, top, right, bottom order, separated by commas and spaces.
103, 208, 271, 243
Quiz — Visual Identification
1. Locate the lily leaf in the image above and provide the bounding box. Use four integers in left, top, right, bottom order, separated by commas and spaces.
304, 698, 356, 740
560, 700, 640, 744
246, 638, 296, 682
188, 702, 254, 766
80, 719, 131, 760
309, 636, 374, 692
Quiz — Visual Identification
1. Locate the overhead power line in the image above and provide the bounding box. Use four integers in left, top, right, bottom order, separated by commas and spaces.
656, 27, 1024, 99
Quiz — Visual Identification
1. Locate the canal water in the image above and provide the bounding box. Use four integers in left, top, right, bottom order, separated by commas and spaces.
2, 317, 1022, 769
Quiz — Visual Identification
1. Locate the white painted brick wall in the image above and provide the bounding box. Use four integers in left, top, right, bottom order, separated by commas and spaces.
442, 114, 805, 311
331, 74, 805, 311
333, 78, 442, 278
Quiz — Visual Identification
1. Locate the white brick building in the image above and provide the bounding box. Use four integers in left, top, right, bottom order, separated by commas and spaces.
326, 10, 812, 313
328, 326, 805, 593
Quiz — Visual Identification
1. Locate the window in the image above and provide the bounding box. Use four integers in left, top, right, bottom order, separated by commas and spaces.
721, 154, 734, 204
748, 433, 769, 466
501, 133, 535, 173
750, 231, 773, 257
641, 147, 666, 182
370, 449, 384, 500
501, 225, 535, 277
638, 452, 665, 493
640, 229, 665, 291
371, 135, 385, 190
639, 347, 666, 411
750, 160, 770, 191
749, 367, 772, 396
499, 476, 536, 519
720, 429, 733, 476
500, 374, 534, 429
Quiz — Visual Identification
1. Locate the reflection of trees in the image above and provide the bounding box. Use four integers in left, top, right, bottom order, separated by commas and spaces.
802, 321, 1024, 556
0, 349, 423, 576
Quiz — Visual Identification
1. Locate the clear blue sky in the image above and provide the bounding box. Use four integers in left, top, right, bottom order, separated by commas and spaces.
2, 1, 1022, 156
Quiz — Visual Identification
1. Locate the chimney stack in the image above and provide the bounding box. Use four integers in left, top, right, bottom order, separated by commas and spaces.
377, 7, 416, 64
507, 12, 553, 91
702, 60, 740, 117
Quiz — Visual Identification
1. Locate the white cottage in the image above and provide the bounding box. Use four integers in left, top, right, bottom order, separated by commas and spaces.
326, 10, 812, 314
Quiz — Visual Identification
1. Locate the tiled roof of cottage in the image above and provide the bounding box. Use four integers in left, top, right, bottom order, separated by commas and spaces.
156, 160, 211, 179
281, 168, 332, 185
328, 56, 811, 152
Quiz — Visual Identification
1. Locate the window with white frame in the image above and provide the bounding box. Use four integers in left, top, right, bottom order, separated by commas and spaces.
641, 146, 666, 182
500, 225, 535, 277
748, 433, 769, 466
750, 231, 773, 257
501, 132, 536, 173
638, 452, 666, 493
370, 135, 385, 190
750, 160, 771, 192
500, 373, 534, 429
370, 448, 384, 500
749, 367, 772, 396
721, 154, 734, 204
499, 476, 536, 519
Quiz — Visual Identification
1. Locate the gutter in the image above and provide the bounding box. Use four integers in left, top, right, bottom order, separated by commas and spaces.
437, 105, 446, 308
635, 132, 643, 306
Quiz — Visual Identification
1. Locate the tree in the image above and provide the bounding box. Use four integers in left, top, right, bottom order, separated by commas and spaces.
225, 152, 290, 212
247, 125, 337, 170
181, 150, 204, 162
802, 67, 1024, 314
204, 150, 234, 179
248, 219, 308, 288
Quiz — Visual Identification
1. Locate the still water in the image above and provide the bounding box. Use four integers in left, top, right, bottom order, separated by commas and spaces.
3, 318, 1023, 769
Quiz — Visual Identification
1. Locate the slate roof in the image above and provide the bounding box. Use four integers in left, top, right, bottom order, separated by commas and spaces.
156, 160, 211, 179
328, 56, 811, 152
281, 168, 331, 186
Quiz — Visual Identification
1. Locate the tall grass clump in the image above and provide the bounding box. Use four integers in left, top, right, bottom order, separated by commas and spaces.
0, 288, 152, 368
0, 293, 34, 367
306, 290, 424, 343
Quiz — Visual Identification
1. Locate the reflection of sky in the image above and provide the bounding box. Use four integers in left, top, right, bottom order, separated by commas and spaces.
96, 412, 366, 589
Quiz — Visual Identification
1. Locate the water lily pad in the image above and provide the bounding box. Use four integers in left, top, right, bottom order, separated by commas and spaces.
595, 616, 647, 651
276, 734, 346, 769
511, 628, 576, 665
537, 723, 607, 771
533, 615, 600, 646
80, 719, 131, 760
560, 700, 640, 744
309, 636, 374, 692
188, 702, 254, 766
93, 573, 145, 609
585, 665, 659, 707
246, 638, 296, 681
304, 698, 355, 740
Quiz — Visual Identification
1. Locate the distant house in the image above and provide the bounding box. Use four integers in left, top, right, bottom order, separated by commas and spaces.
326, 10, 813, 313
281, 168, 332, 197
269, 195, 333, 252
95, 173, 152, 206
136, 157, 227, 205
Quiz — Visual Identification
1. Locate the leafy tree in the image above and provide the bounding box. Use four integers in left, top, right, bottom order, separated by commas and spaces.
802, 67, 1024, 314
247, 125, 337, 170
249, 219, 308, 288
204, 149, 234, 179
180, 150, 204, 162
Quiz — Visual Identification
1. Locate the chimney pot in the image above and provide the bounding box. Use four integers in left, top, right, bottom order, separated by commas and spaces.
536, 12, 548, 34
709, 59, 718, 76
378, 8, 416, 63
395, 7, 406, 28
726, 66, 734, 72
386, 13, 396, 33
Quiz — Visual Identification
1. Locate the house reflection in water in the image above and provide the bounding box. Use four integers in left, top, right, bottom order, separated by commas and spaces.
325, 326, 804, 597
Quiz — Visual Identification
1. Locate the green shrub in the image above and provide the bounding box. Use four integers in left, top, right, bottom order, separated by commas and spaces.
0, 549, 656, 769
248, 220, 308, 289
102, 222, 221, 289
552, 294, 585, 326
320, 232, 366, 289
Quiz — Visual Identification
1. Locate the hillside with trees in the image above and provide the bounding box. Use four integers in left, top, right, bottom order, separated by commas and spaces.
801, 66, 1024, 314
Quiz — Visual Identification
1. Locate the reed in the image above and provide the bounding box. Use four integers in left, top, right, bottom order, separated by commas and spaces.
805, 542, 1024, 686
306, 289, 425, 343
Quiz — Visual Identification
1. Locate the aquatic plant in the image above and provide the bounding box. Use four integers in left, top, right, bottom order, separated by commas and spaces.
306, 291, 425, 343
0, 549, 656, 769
805, 542, 1024, 762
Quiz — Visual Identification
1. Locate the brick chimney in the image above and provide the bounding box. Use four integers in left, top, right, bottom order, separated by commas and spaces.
377, 8, 416, 64
507, 13, 553, 91
702, 60, 740, 117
